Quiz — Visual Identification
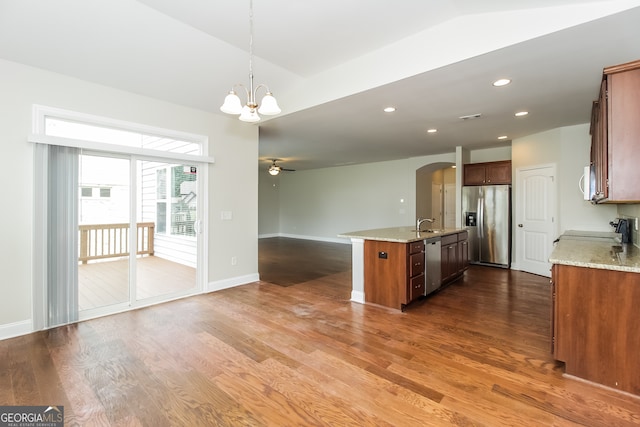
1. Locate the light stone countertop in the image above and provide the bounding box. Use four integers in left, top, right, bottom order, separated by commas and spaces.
549, 230, 640, 273
338, 226, 466, 243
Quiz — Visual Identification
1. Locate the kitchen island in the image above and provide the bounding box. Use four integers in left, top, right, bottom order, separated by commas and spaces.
549, 230, 640, 396
339, 226, 469, 310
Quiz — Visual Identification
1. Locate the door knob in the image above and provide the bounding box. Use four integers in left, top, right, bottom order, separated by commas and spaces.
518, 224, 523, 227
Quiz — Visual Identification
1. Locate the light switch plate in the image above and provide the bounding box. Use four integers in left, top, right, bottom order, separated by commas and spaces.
221, 211, 232, 220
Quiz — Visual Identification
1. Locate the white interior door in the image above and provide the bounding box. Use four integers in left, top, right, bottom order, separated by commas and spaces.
515, 165, 557, 277
444, 183, 456, 229
431, 183, 442, 229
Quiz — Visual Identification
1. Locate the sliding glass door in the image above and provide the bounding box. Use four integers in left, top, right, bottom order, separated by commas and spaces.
32, 106, 209, 328
78, 153, 200, 319
78, 154, 131, 312
134, 160, 198, 302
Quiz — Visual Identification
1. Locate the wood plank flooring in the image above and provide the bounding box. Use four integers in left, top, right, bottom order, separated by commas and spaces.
78, 256, 196, 311
258, 237, 351, 286
2, 237, 640, 426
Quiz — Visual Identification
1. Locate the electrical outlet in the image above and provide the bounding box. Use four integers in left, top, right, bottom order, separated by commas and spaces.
231, 256, 237, 266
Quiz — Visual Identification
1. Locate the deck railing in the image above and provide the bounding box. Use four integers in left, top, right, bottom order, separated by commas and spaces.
79, 222, 155, 264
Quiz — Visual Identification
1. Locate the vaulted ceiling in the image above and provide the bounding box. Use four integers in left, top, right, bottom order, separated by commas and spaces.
1, 1, 640, 171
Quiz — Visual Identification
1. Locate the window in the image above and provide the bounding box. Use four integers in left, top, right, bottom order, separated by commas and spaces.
152, 165, 197, 238
45, 118, 202, 155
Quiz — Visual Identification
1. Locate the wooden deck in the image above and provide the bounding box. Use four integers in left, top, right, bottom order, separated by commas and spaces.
2, 237, 640, 425
79, 256, 196, 311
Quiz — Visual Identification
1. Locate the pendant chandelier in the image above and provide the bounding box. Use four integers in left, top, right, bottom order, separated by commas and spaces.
220, 0, 281, 123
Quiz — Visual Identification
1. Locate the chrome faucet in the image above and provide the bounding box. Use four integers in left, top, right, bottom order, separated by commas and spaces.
416, 217, 435, 231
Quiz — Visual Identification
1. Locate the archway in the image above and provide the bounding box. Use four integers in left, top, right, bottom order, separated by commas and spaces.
416, 162, 456, 229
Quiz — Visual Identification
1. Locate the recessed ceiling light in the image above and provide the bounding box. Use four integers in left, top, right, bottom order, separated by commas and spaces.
427, 128, 437, 133
515, 111, 529, 117
383, 107, 396, 113
498, 135, 508, 140
493, 78, 511, 87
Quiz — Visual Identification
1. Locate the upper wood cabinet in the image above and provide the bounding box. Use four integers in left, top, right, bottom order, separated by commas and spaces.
590, 59, 640, 203
463, 160, 512, 186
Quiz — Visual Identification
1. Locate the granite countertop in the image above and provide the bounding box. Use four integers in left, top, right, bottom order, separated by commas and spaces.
338, 226, 466, 243
549, 230, 640, 273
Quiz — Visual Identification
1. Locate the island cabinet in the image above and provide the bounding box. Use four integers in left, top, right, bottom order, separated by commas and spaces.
551, 264, 640, 395
463, 160, 511, 186
364, 240, 425, 310
441, 231, 469, 284
590, 59, 640, 203
457, 231, 469, 274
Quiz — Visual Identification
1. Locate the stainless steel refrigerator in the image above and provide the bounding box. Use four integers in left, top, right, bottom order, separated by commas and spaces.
462, 185, 511, 268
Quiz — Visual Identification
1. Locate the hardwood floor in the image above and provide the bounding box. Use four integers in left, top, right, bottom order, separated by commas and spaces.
258, 237, 351, 286
78, 256, 196, 311
2, 238, 640, 426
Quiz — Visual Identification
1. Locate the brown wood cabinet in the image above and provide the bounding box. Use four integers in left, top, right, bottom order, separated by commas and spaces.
440, 234, 458, 283
457, 231, 469, 274
441, 231, 468, 284
363, 232, 468, 310
463, 161, 512, 186
551, 264, 640, 395
364, 240, 424, 310
590, 59, 640, 203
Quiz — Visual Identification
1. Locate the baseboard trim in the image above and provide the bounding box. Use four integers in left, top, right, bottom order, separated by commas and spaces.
0, 319, 33, 341
258, 233, 280, 239
259, 233, 350, 245
351, 291, 365, 304
206, 273, 260, 293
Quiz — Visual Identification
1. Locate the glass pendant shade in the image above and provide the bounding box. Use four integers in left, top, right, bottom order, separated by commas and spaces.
268, 165, 281, 175
220, 91, 243, 115
221, 0, 280, 123
258, 93, 281, 115
239, 105, 260, 123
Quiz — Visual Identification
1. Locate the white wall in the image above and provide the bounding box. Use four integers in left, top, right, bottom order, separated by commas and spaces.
512, 124, 617, 238
258, 172, 280, 237
0, 59, 258, 337
278, 160, 414, 242
510, 124, 618, 269
261, 148, 523, 242
470, 146, 511, 163
262, 125, 620, 255
261, 153, 457, 242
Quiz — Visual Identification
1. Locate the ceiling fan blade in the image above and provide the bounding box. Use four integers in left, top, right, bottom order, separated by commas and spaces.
281, 168, 296, 172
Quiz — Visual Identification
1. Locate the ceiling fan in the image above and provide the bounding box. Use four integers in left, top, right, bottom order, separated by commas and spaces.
268, 159, 295, 176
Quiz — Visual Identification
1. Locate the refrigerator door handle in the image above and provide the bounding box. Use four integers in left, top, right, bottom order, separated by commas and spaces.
477, 197, 484, 238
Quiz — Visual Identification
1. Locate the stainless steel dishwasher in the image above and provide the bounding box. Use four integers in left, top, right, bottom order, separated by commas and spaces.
424, 238, 441, 295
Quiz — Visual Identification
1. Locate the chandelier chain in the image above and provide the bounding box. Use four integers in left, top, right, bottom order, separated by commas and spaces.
248, 0, 254, 104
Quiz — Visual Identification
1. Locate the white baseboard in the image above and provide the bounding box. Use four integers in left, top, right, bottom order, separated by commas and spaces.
0, 319, 32, 341
206, 273, 260, 293
350, 291, 365, 304
259, 233, 350, 245
258, 233, 280, 239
